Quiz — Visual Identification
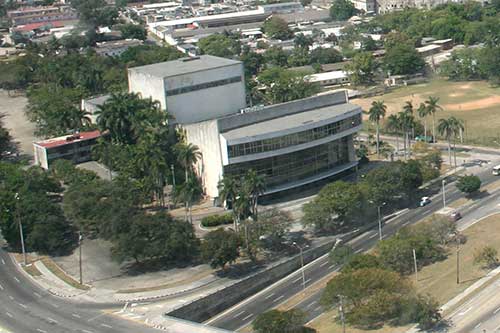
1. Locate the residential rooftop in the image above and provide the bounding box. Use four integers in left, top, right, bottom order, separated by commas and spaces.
34, 130, 102, 149
128, 55, 242, 78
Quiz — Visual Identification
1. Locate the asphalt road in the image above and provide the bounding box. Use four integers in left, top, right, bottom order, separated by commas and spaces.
0, 249, 162, 333
207, 161, 500, 331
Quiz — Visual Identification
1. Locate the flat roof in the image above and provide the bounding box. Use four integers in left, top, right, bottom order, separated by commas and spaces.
306, 70, 348, 82
34, 130, 101, 149
221, 103, 360, 142
128, 55, 241, 78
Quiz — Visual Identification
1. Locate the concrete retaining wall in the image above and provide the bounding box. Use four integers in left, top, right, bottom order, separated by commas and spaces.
167, 236, 338, 323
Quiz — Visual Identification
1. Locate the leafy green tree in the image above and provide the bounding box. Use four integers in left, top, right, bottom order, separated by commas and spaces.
361, 36, 377, 51
240, 49, 265, 76
257, 67, 320, 104
263, 17, 293, 40
263, 46, 290, 67
321, 268, 412, 327
303, 181, 364, 233
383, 43, 425, 75
117, 23, 147, 40
201, 229, 241, 270
479, 46, 500, 84
342, 253, 381, 272
309, 47, 343, 64
440, 48, 483, 80
253, 309, 315, 333
438, 116, 463, 166
253, 209, 292, 251
473, 245, 499, 269
243, 169, 266, 220
329, 244, 354, 266
346, 52, 377, 85
330, 0, 358, 21
177, 174, 203, 223
120, 45, 182, 67
368, 100, 387, 157
294, 33, 314, 50
198, 33, 241, 58
456, 174, 481, 195
174, 142, 201, 183
0, 114, 13, 159
111, 212, 199, 264
50, 159, 98, 185
70, 0, 118, 28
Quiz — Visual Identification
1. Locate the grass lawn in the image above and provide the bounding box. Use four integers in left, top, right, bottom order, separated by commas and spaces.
308, 312, 412, 333
354, 78, 500, 146
414, 213, 500, 308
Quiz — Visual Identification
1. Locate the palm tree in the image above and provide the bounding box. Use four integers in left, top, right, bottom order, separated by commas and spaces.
417, 102, 431, 139
218, 175, 239, 230
95, 93, 136, 145
425, 96, 443, 143
385, 114, 401, 152
398, 111, 415, 160
367, 100, 387, 157
174, 143, 202, 183
438, 117, 455, 166
177, 174, 203, 223
243, 170, 266, 221
449, 117, 464, 168
402, 101, 415, 148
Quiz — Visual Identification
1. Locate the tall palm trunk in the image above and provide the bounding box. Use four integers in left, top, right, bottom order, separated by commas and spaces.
376, 122, 380, 157
447, 138, 452, 166
432, 114, 436, 143
453, 138, 457, 169
424, 119, 428, 139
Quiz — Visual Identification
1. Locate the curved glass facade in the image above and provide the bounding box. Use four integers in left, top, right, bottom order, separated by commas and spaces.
224, 137, 350, 188
227, 113, 361, 158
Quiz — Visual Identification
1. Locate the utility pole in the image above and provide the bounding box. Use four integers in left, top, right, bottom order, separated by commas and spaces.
456, 242, 460, 284
79, 231, 83, 285
377, 203, 386, 241
170, 164, 176, 189
413, 249, 418, 283
442, 179, 446, 208
14, 193, 27, 266
338, 295, 346, 333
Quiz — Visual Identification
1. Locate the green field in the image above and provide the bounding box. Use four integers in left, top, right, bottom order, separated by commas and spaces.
354, 78, 500, 147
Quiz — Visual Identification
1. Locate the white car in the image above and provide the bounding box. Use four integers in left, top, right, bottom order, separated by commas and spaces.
419, 196, 431, 207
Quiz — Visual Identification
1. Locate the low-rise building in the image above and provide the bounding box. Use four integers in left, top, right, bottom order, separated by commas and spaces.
183, 91, 362, 200
127, 55, 247, 124
7, 5, 77, 26
33, 130, 102, 170
305, 70, 350, 86
93, 39, 143, 57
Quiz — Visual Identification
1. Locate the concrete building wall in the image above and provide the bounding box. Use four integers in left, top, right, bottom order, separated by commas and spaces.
127, 71, 167, 110
183, 120, 224, 198
33, 145, 48, 169
164, 64, 246, 124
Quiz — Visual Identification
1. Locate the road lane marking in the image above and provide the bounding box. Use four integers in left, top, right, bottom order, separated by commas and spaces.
33, 292, 41, 298
18, 303, 27, 309
355, 248, 363, 253
368, 233, 377, 239
273, 295, 285, 303
72, 313, 81, 318
100, 324, 113, 329
49, 303, 59, 308
0, 284, 3, 290
314, 306, 322, 312
458, 306, 472, 316
264, 293, 275, 299
47, 317, 58, 324
13, 277, 19, 283
305, 301, 317, 309
305, 278, 311, 285
36, 329, 47, 333
8, 296, 13, 301
82, 330, 94, 333
319, 261, 329, 267
403, 221, 411, 226
233, 311, 245, 318
1, 259, 5, 265
474, 322, 482, 329
242, 313, 253, 321
494, 306, 500, 314
293, 276, 302, 283
328, 265, 336, 270
5, 312, 13, 318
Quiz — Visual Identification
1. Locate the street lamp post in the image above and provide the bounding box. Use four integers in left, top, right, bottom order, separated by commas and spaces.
293, 242, 307, 293
442, 179, 446, 208
377, 202, 386, 241
170, 164, 176, 189
78, 231, 83, 285
14, 193, 27, 266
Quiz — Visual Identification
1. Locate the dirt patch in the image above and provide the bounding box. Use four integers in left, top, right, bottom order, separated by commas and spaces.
443, 96, 500, 111
459, 84, 472, 90
449, 92, 465, 98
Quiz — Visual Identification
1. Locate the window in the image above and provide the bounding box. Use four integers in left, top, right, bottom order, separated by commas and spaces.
227, 113, 361, 158
165, 76, 242, 96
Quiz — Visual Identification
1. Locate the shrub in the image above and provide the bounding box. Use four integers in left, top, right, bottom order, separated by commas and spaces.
473, 246, 499, 269
201, 213, 233, 227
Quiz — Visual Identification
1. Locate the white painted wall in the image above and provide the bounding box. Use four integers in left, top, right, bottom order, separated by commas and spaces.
128, 71, 167, 110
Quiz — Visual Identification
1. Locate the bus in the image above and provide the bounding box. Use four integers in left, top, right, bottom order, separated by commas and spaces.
493, 165, 500, 175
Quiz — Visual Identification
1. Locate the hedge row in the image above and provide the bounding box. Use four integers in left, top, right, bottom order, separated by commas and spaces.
201, 213, 234, 227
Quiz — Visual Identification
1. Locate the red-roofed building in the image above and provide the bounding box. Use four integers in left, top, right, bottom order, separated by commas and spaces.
33, 130, 102, 169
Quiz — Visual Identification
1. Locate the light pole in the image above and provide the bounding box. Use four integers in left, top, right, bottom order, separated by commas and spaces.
293, 242, 307, 293
170, 164, 176, 189
338, 294, 346, 333
78, 231, 83, 285
14, 193, 27, 266
377, 202, 386, 241
442, 179, 446, 208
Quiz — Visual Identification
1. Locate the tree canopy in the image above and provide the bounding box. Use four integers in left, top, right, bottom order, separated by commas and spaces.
330, 0, 358, 21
